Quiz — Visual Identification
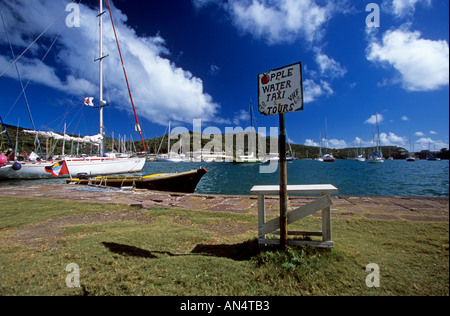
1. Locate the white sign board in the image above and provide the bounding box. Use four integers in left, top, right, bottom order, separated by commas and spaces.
258, 62, 303, 116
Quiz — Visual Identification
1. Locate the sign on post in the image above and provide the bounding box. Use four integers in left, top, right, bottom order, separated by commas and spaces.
257, 62, 303, 116
257, 61, 303, 249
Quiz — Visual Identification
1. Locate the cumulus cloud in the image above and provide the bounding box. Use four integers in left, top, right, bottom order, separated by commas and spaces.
303, 79, 333, 103
364, 113, 384, 125
328, 138, 347, 149
366, 28, 449, 91
304, 139, 319, 147
194, 0, 337, 45
315, 52, 347, 79
232, 109, 250, 125
384, 0, 432, 18
193, 0, 347, 105
380, 132, 406, 146
0, 0, 220, 126
415, 137, 448, 151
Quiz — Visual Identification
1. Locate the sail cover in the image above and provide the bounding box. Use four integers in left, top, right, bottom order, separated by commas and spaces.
23, 130, 103, 145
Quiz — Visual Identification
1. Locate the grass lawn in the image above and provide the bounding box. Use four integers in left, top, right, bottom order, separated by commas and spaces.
0, 196, 448, 296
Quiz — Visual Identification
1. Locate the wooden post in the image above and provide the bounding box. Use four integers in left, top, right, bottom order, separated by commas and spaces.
257, 194, 266, 240
321, 193, 332, 242
279, 113, 288, 249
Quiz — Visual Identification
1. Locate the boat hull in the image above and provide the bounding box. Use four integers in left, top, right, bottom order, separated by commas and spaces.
0, 157, 146, 180
368, 156, 384, 163
67, 168, 207, 193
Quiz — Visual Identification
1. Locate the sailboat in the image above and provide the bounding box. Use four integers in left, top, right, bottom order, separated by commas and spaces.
156, 121, 190, 162
231, 100, 263, 164
406, 132, 416, 161
354, 139, 366, 162
315, 132, 323, 161
0, 0, 146, 180
368, 113, 384, 163
322, 118, 335, 162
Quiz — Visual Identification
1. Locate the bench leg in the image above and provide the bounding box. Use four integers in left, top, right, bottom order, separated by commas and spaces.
322, 204, 331, 242
257, 194, 266, 243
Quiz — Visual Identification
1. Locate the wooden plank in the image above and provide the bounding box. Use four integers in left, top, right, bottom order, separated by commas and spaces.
251, 184, 338, 196
288, 195, 332, 224
259, 195, 332, 236
288, 240, 334, 249
257, 194, 266, 239
322, 206, 331, 241
271, 230, 323, 237
258, 238, 334, 249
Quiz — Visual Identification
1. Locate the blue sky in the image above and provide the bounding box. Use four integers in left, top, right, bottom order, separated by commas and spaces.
0, 0, 448, 152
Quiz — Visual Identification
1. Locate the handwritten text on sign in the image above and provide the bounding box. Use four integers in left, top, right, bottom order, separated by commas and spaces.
258, 62, 303, 116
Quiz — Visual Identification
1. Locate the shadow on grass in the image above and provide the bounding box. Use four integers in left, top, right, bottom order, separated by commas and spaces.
102, 239, 261, 261
102, 242, 159, 258
191, 239, 260, 261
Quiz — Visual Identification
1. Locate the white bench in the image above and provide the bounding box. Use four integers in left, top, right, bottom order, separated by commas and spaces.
250, 184, 338, 249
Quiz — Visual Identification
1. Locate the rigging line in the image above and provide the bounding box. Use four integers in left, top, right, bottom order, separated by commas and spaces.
2, 29, 63, 121
0, 3, 68, 79
0, 115, 15, 150
0, 9, 43, 156
105, 0, 147, 153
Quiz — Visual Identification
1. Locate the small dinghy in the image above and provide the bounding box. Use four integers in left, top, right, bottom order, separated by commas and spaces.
67, 168, 207, 193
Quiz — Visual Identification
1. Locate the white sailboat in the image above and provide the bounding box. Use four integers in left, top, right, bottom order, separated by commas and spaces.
406, 132, 416, 161
156, 121, 190, 162
0, 0, 145, 179
322, 118, 335, 162
368, 113, 384, 163
315, 132, 323, 161
354, 139, 366, 162
231, 100, 263, 164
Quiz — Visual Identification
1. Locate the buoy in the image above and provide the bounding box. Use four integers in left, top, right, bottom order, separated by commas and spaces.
0, 155, 7, 166
12, 161, 22, 171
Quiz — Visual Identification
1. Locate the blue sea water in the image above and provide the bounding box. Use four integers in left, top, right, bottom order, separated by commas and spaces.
1, 159, 448, 197
141, 159, 449, 197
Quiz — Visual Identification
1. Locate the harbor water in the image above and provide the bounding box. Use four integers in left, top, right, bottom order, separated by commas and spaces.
1, 159, 448, 197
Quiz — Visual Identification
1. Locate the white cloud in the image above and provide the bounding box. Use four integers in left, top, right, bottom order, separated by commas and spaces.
364, 113, 384, 125
429, 130, 438, 135
208, 64, 220, 75
304, 139, 319, 147
195, 0, 335, 45
415, 137, 448, 151
0, 0, 220, 127
328, 138, 347, 149
353, 136, 372, 147
232, 109, 250, 125
367, 28, 449, 91
401, 115, 409, 121
385, 0, 432, 18
303, 79, 333, 103
315, 52, 347, 79
415, 131, 425, 136
380, 132, 406, 146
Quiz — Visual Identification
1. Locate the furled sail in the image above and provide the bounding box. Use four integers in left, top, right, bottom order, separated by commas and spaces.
23, 130, 103, 146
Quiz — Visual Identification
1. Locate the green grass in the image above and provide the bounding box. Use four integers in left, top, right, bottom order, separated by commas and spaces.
0, 196, 448, 296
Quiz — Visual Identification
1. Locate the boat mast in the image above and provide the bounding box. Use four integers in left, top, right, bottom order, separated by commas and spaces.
375, 112, 382, 156
97, 0, 107, 155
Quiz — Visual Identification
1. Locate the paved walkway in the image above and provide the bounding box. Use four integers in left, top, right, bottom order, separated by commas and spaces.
1, 183, 448, 223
